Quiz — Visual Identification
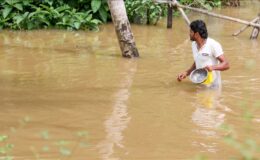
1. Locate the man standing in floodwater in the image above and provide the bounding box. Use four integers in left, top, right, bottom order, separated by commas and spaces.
177, 20, 230, 89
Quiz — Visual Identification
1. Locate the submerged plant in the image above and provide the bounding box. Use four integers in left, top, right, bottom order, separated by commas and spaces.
217, 100, 260, 160
0, 134, 14, 159
0, 115, 90, 159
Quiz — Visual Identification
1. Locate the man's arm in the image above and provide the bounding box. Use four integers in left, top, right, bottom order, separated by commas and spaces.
205, 55, 230, 71
177, 62, 196, 81
186, 62, 196, 75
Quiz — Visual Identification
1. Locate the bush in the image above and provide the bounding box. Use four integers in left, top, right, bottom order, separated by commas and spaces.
0, 0, 223, 30
125, 0, 167, 25
0, 0, 110, 30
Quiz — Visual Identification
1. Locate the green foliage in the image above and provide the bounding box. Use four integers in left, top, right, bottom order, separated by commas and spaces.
40, 130, 50, 140
221, 129, 260, 160
179, 0, 222, 10
0, 116, 90, 159
0, 135, 14, 160
125, 0, 167, 25
219, 101, 260, 160
0, 135, 8, 142
0, 0, 109, 30
91, 0, 101, 13
59, 147, 71, 156
0, 0, 224, 30
192, 155, 208, 160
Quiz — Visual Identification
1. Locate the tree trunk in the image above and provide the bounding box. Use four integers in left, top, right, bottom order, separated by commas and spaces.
108, 0, 139, 58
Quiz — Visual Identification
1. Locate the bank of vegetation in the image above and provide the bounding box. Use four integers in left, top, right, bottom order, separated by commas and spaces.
0, 0, 239, 30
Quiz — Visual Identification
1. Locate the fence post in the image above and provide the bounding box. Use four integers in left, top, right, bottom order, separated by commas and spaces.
250, 14, 260, 39
167, 2, 173, 28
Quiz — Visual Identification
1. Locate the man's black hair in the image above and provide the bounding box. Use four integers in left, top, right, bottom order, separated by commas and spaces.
190, 20, 208, 39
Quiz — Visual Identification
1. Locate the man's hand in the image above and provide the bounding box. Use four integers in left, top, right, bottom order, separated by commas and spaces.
205, 65, 213, 72
177, 71, 188, 82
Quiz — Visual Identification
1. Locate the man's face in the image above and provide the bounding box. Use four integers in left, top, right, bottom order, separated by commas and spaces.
190, 29, 196, 41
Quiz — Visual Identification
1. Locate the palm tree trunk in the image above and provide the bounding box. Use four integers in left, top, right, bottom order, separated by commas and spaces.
108, 0, 139, 58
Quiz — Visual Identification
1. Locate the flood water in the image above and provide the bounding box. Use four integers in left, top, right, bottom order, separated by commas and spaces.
0, 2, 260, 160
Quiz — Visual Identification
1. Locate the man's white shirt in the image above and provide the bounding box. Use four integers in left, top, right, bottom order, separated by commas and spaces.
191, 38, 224, 88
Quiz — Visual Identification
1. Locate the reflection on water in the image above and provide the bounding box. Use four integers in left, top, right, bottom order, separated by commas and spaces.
192, 89, 224, 128
191, 89, 224, 153
97, 60, 136, 160
191, 88, 232, 153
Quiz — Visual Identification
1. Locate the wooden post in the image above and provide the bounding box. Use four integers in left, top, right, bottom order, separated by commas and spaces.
108, 0, 139, 58
250, 14, 260, 39
167, 3, 173, 28
229, 0, 240, 7
155, 0, 190, 26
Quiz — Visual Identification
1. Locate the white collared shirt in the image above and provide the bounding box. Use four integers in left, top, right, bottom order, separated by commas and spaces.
191, 38, 224, 88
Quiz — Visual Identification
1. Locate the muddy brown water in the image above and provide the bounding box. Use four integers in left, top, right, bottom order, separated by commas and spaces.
0, 3, 260, 160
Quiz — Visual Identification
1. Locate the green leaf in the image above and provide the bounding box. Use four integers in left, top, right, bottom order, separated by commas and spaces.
56, 5, 70, 13
98, 6, 107, 22
86, 14, 93, 21
76, 131, 88, 137
14, 15, 24, 24
5, 0, 14, 5
0, 144, 14, 154
14, 3, 23, 11
3, 6, 12, 18
22, 0, 30, 6
91, 0, 101, 13
0, 135, 8, 142
55, 140, 70, 146
6, 144, 14, 150
245, 139, 257, 149
26, 21, 35, 30
3, 156, 13, 160
23, 116, 31, 123
59, 147, 71, 156
42, 145, 49, 152
91, 19, 101, 25
203, 4, 212, 10
13, 12, 28, 25
40, 131, 49, 140
74, 22, 81, 29
0, 147, 7, 154
79, 142, 90, 148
